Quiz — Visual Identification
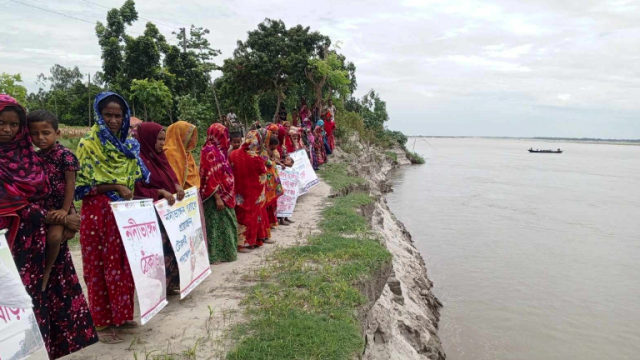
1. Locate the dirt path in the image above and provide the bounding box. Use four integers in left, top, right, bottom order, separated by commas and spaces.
64, 181, 331, 360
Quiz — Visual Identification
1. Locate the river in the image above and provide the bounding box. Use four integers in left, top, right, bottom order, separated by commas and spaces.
386, 138, 640, 360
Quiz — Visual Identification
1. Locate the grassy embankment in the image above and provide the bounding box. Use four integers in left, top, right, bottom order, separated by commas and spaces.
225, 163, 391, 360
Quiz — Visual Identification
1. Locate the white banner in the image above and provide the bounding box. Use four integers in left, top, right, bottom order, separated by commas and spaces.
277, 166, 300, 218
110, 200, 168, 325
154, 187, 211, 299
0, 230, 48, 360
289, 149, 319, 195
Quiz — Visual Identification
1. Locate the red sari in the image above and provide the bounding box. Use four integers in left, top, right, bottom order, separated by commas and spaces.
325, 119, 336, 151
230, 131, 266, 247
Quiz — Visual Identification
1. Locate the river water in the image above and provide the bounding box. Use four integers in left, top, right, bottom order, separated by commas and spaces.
386, 138, 640, 360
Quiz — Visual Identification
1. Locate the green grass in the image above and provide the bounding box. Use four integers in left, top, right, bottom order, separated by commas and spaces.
405, 149, 425, 164
226, 165, 391, 360
384, 151, 398, 162
317, 163, 365, 194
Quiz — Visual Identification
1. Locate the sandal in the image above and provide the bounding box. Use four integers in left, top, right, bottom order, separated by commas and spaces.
117, 320, 139, 329
98, 329, 124, 344
238, 247, 252, 253
264, 239, 276, 244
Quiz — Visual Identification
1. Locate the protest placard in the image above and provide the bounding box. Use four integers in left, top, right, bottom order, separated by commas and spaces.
289, 149, 319, 195
154, 187, 211, 299
0, 230, 48, 360
277, 166, 300, 218
111, 200, 168, 325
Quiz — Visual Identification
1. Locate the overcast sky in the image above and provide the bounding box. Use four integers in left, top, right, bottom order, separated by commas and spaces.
3, 0, 639, 138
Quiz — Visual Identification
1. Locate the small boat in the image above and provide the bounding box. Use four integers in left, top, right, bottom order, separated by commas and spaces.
528, 148, 563, 154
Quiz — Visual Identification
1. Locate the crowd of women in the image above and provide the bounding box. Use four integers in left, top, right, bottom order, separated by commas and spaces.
0, 91, 336, 357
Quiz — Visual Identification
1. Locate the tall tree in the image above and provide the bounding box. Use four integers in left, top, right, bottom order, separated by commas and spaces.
223, 19, 329, 121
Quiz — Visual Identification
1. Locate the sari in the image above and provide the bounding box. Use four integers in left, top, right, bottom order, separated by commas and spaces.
262, 124, 284, 230
76, 92, 146, 328
200, 124, 238, 263
229, 131, 266, 247
164, 121, 200, 189
134, 122, 180, 290
325, 115, 336, 151
314, 125, 327, 166
0, 95, 98, 358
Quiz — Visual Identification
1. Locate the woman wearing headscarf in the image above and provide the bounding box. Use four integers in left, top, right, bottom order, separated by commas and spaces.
324, 111, 336, 151
263, 124, 284, 231
314, 120, 328, 166
283, 127, 304, 155
134, 122, 185, 293
75, 92, 149, 343
164, 121, 200, 190
200, 123, 238, 263
0, 95, 99, 357
229, 130, 267, 251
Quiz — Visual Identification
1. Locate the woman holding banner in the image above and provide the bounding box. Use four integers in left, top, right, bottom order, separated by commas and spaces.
200, 123, 238, 263
134, 122, 185, 292
164, 121, 200, 190
229, 130, 267, 251
75, 92, 150, 343
0, 94, 99, 357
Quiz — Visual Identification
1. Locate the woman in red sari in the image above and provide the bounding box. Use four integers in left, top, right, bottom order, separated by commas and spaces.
229, 130, 267, 251
200, 123, 239, 263
324, 112, 336, 151
0, 95, 98, 357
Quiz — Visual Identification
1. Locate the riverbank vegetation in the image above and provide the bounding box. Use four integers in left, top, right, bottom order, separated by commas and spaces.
226, 163, 391, 360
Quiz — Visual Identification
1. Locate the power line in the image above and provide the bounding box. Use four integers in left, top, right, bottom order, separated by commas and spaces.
10, 0, 96, 24
9, 0, 180, 45
79, 0, 180, 31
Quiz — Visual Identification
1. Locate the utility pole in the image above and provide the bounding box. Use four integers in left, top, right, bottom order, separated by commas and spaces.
180, 27, 187, 53
87, 73, 92, 127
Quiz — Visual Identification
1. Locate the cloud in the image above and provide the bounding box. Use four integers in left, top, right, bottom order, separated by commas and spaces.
2, 0, 640, 138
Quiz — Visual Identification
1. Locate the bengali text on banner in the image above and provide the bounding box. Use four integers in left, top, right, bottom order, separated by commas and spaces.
154, 187, 211, 299
289, 149, 319, 195
111, 200, 168, 325
0, 230, 48, 360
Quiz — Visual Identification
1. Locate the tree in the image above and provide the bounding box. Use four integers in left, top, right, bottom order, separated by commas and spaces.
95, 0, 138, 88
305, 50, 352, 106
222, 19, 330, 121
130, 79, 172, 122
176, 94, 216, 129
0, 73, 28, 104
360, 89, 389, 130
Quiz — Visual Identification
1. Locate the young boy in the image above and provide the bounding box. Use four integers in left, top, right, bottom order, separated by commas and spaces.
28, 110, 80, 290
278, 156, 296, 225
229, 131, 243, 158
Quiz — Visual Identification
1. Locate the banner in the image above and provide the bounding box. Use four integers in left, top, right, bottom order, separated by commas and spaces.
111, 200, 168, 325
289, 149, 319, 195
277, 166, 300, 218
154, 187, 211, 299
0, 230, 48, 360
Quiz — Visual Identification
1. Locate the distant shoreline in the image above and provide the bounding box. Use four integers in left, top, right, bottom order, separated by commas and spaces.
407, 136, 640, 146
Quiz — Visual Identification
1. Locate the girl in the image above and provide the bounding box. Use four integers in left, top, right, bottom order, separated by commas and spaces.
27, 110, 79, 291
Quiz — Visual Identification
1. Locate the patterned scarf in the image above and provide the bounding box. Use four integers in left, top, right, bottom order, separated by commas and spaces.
200, 123, 235, 207
164, 121, 200, 189
75, 92, 149, 201
0, 94, 49, 244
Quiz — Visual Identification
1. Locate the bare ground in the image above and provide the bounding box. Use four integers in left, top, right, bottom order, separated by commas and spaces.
63, 181, 331, 360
